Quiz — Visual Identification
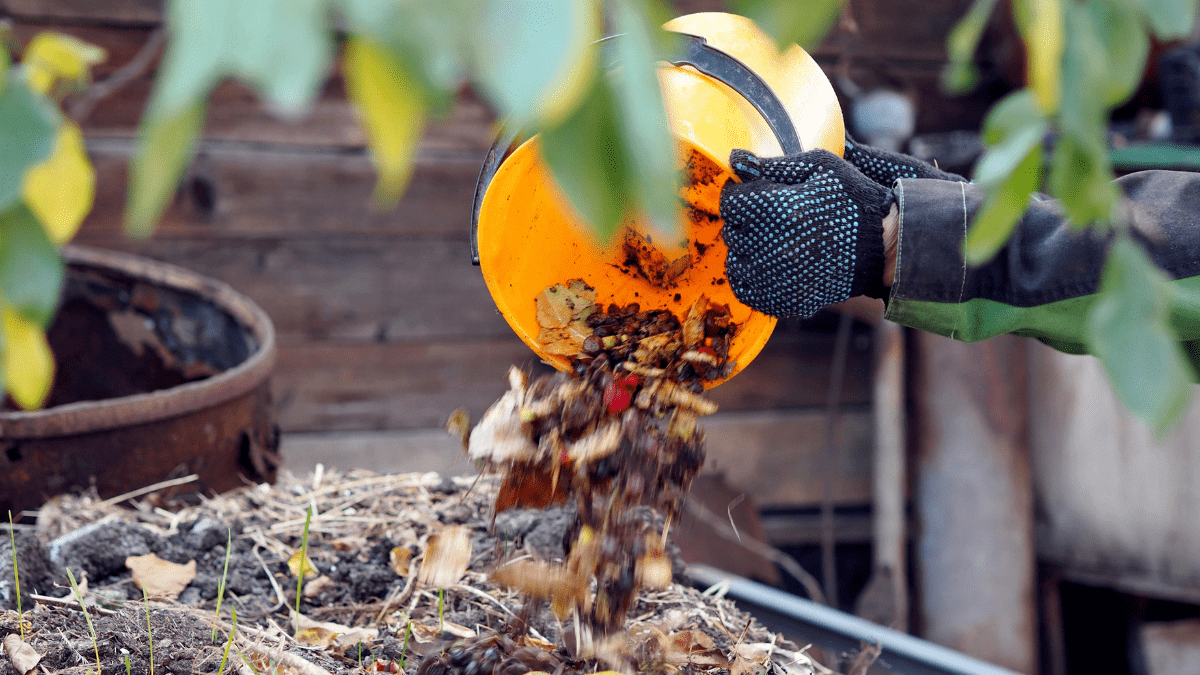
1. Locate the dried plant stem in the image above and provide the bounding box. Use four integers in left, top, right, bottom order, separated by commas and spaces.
65, 568, 101, 674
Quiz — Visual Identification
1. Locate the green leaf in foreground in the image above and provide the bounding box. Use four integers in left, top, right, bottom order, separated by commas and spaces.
471, 0, 598, 127
609, 0, 681, 242
728, 0, 843, 51
942, 0, 999, 93
344, 36, 426, 208
1087, 238, 1194, 437
125, 100, 206, 237
0, 72, 60, 214
1131, 0, 1198, 40
0, 203, 64, 327
154, 0, 332, 118
965, 143, 1041, 265
541, 74, 631, 242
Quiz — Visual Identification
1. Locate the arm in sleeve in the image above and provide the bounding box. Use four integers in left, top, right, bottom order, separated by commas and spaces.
884, 170, 1200, 354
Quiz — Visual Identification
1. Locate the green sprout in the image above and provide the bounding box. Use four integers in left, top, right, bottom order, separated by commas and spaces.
217, 607, 238, 675
295, 504, 313, 636
143, 585, 154, 675
8, 511, 22, 640
66, 567, 101, 674
212, 528, 233, 643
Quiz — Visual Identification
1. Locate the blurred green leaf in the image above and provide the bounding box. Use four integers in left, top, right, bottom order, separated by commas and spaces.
965, 144, 1041, 265
0, 72, 60, 214
1047, 133, 1119, 227
942, 0, 999, 93
974, 123, 1044, 186
1086, 1, 1149, 107
153, 0, 332, 118
727, 0, 842, 51
541, 76, 631, 242
471, 0, 599, 127
0, 203, 64, 327
981, 89, 1044, 145
1087, 237, 1194, 437
125, 100, 206, 237
344, 36, 426, 208
609, 0, 681, 242
1129, 0, 1197, 40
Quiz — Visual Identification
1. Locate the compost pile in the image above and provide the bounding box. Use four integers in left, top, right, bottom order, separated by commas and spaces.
0, 470, 824, 675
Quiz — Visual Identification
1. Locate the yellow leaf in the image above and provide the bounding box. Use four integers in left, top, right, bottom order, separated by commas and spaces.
22, 122, 93, 244
1, 305, 53, 410
22, 32, 105, 96
288, 549, 319, 578
1024, 0, 1063, 113
417, 525, 471, 588
343, 36, 425, 207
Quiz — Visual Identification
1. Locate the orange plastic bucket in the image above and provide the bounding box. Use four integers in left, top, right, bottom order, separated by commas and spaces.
474, 12, 844, 387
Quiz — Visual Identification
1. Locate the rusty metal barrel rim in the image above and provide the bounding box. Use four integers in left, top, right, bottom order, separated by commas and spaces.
0, 244, 277, 439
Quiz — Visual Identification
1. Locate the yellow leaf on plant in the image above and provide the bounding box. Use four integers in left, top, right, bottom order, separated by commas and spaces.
23, 122, 93, 244
344, 36, 425, 207
1024, 0, 1063, 113
1, 306, 54, 410
125, 553, 197, 600
22, 32, 105, 96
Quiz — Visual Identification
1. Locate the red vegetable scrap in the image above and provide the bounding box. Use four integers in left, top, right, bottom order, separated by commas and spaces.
466, 279, 738, 643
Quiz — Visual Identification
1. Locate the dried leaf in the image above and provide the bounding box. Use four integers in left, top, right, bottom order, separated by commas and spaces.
566, 421, 622, 464
125, 553, 196, 600
302, 575, 336, 598
537, 316, 593, 356
3, 634, 42, 675
494, 464, 571, 513
330, 536, 368, 552
288, 549, 319, 579
417, 525, 471, 588
638, 548, 672, 590
682, 294, 708, 347
446, 407, 471, 450
294, 613, 378, 652
389, 547, 412, 576
469, 369, 537, 464
440, 621, 476, 639
535, 280, 595, 329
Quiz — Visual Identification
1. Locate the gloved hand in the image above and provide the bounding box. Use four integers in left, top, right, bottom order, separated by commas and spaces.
720, 149, 894, 318
843, 133, 967, 186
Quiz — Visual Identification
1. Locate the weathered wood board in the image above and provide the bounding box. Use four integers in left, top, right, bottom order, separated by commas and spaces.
1028, 342, 1200, 601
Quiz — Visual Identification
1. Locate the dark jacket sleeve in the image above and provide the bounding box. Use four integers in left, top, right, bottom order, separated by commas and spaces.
884, 171, 1200, 355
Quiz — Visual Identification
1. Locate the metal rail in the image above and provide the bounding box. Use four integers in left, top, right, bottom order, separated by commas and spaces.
686, 565, 1024, 675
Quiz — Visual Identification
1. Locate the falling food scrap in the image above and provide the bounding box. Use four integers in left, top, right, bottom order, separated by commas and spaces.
465, 278, 738, 642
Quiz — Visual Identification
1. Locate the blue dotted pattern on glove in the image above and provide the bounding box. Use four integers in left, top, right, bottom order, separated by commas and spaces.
720, 149, 891, 318
843, 136, 967, 187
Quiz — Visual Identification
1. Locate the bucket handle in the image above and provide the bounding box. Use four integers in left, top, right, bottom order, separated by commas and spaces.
470, 32, 804, 265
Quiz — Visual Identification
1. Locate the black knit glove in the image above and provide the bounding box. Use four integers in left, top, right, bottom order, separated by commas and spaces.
843, 134, 966, 186
720, 149, 894, 318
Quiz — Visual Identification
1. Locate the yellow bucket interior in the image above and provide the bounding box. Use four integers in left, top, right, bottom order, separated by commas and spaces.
476, 12, 845, 387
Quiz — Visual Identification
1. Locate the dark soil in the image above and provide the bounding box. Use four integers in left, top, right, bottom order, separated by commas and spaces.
1, 471, 824, 675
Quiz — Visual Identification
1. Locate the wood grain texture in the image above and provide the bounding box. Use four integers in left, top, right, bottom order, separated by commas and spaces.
1029, 341, 1200, 598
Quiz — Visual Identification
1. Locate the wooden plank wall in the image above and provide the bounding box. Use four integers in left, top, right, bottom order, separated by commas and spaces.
2, 0, 991, 507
